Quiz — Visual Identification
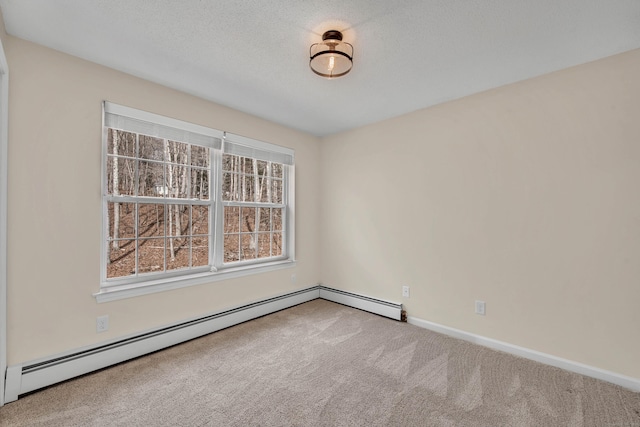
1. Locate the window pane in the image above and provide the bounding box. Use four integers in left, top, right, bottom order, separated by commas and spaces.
260, 176, 271, 202
258, 208, 270, 232
256, 160, 268, 178
108, 129, 136, 158
241, 234, 257, 261
107, 239, 135, 279
272, 163, 283, 179
138, 238, 165, 274
191, 145, 210, 168
242, 157, 254, 175
192, 236, 209, 267
241, 207, 256, 232
222, 153, 236, 171
165, 163, 189, 199
222, 172, 236, 201
241, 173, 255, 202
258, 233, 271, 258
272, 179, 282, 203
106, 156, 136, 196
108, 202, 135, 239
167, 204, 190, 237
273, 208, 283, 231
224, 234, 239, 263
224, 206, 240, 233
193, 205, 209, 235
138, 204, 165, 238
138, 160, 165, 197
191, 168, 209, 200
255, 174, 268, 202
181, 205, 191, 235
139, 135, 165, 161
272, 232, 283, 256
167, 140, 188, 165
167, 237, 189, 270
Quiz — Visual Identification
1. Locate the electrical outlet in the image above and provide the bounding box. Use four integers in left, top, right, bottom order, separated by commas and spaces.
475, 301, 486, 316
96, 315, 109, 333
402, 285, 410, 298
291, 274, 296, 284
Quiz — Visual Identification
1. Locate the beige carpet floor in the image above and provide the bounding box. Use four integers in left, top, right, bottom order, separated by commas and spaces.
1, 299, 639, 426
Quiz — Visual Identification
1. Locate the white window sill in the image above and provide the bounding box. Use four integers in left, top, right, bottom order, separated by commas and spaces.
94, 259, 296, 303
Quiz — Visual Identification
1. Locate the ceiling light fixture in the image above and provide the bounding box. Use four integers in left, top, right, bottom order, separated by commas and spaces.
309, 30, 353, 78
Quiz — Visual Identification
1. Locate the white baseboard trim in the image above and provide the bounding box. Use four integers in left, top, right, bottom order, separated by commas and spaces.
407, 316, 640, 393
4, 286, 320, 403
318, 285, 403, 320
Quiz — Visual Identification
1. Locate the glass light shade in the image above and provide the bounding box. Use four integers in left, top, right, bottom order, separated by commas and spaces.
309, 31, 353, 78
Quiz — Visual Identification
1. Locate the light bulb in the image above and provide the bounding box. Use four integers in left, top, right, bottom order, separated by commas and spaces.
328, 56, 335, 72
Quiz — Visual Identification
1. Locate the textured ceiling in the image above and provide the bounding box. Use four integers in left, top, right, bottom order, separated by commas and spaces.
1, 0, 639, 137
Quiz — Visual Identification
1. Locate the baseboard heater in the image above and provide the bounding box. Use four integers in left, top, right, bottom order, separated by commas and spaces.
318, 286, 403, 320
4, 285, 402, 403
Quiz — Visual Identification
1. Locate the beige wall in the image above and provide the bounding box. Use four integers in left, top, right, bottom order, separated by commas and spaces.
5, 37, 321, 364
320, 49, 640, 379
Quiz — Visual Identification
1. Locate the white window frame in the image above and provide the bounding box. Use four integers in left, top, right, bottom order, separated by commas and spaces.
95, 102, 295, 303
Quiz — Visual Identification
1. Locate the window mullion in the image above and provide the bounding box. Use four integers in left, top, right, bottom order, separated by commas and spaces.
269, 207, 273, 257
163, 139, 168, 274
187, 145, 191, 200
107, 195, 209, 205
254, 173, 259, 260
134, 202, 139, 278
189, 205, 193, 268
212, 147, 223, 270
134, 133, 139, 277
221, 201, 283, 208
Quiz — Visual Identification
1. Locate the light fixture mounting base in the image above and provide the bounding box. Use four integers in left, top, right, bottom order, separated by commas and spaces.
322, 30, 343, 42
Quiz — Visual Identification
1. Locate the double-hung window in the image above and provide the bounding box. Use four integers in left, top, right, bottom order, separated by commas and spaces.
99, 102, 294, 301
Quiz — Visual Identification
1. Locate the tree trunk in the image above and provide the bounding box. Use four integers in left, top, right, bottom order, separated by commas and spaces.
165, 141, 175, 261
232, 156, 237, 200
241, 158, 247, 202
112, 129, 120, 250
252, 159, 260, 255
266, 162, 272, 203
